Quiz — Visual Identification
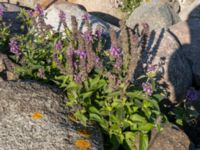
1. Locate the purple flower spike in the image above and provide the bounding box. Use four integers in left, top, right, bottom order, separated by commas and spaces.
147, 64, 157, 72
27, 10, 33, 17
55, 41, 63, 50
142, 82, 153, 96
82, 31, 93, 43
75, 49, 87, 59
186, 88, 198, 102
9, 39, 20, 55
34, 4, 44, 16
95, 56, 100, 63
74, 74, 82, 83
59, 10, 66, 22
110, 46, 121, 57
0, 7, 4, 17
82, 13, 90, 21
95, 29, 102, 39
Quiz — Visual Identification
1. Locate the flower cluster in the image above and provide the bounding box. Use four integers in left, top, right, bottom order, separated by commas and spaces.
0, 7, 3, 17
9, 39, 20, 55
59, 10, 66, 23
186, 87, 198, 102
142, 82, 153, 96
55, 41, 63, 50
34, 4, 44, 16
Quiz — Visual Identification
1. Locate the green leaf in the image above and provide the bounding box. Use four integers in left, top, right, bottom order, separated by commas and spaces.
89, 113, 102, 122
89, 106, 100, 114
74, 111, 88, 126
176, 119, 183, 126
124, 132, 137, 150
130, 114, 147, 123
138, 123, 155, 132
80, 91, 93, 100
139, 133, 148, 150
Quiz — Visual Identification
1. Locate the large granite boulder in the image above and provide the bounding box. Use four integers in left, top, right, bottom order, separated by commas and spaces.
149, 124, 193, 150
136, 26, 192, 102
44, 1, 112, 33
136, 18, 200, 103
126, 2, 181, 31
0, 81, 104, 150
68, 0, 126, 25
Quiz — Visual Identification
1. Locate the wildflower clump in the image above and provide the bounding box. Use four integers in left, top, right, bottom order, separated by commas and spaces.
8, 5, 167, 150
0, 7, 10, 50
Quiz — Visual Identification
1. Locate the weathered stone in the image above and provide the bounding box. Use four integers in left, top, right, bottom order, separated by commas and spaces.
174, 20, 200, 88
177, 0, 196, 12
68, 0, 126, 26
137, 26, 192, 102
0, 81, 104, 149
126, 2, 181, 31
179, 0, 200, 20
0, 0, 37, 9
149, 124, 192, 150
44, 1, 111, 33
6, 71, 18, 80
0, 3, 25, 33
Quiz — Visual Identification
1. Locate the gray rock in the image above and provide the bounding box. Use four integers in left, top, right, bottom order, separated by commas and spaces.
149, 124, 193, 150
0, 3, 25, 33
137, 26, 192, 102
44, 1, 111, 34
168, 19, 200, 88
126, 2, 181, 31
179, 0, 200, 20
0, 0, 37, 9
0, 81, 104, 150
177, 0, 196, 12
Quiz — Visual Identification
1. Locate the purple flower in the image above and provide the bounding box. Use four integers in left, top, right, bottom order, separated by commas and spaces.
95, 56, 100, 63
142, 82, 153, 96
34, 4, 44, 16
27, 10, 33, 17
74, 74, 81, 83
59, 10, 66, 22
82, 31, 93, 43
9, 39, 20, 55
55, 41, 63, 50
95, 29, 102, 39
82, 13, 90, 21
114, 57, 123, 69
147, 64, 157, 72
0, 7, 4, 17
110, 46, 121, 57
186, 88, 198, 102
75, 49, 87, 59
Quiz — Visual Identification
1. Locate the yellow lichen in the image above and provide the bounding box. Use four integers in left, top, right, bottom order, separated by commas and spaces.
75, 139, 91, 150
32, 112, 43, 119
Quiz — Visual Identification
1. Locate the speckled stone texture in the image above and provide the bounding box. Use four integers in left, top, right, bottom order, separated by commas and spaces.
149, 124, 193, 150
0, 81, 104, 150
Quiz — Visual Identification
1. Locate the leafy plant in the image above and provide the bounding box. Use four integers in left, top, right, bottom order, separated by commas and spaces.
0, 8, 10, 51
8, 5, 167, 150
121, 0, 142, 13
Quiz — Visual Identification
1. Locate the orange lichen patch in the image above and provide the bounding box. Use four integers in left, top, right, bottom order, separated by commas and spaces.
32, 112, 43, 119
77, 129, 92, 138
75, 139, 91, 150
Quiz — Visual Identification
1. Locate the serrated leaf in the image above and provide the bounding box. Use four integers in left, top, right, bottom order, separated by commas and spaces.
139, 133, 148, 150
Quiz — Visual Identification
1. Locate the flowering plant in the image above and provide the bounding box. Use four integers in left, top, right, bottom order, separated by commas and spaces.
8, 5, 167, 150
0, 7, 10, 51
